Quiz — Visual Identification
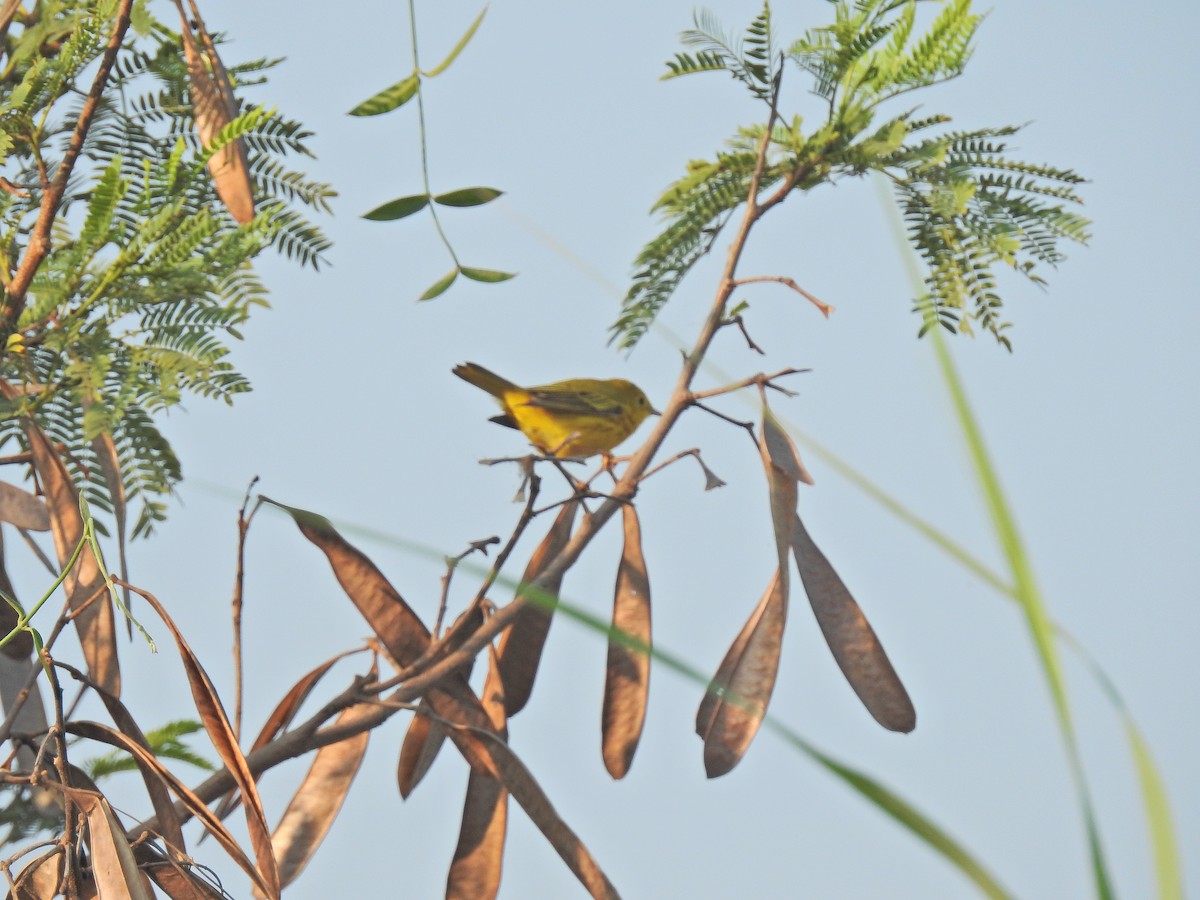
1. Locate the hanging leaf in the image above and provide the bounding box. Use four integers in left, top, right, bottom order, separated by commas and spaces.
759, 401, 801, 574
10, 850, 65, 899
0, 482, 50, 531
433, 187, 504, 208
460, 267, 516, 284
266, 500, 431, 665
791, 513, 915, 733
20, 418, 119, 696
469, 729, 617, 899
424, 7, 488, 77
495, 501, 579, 715
397, 700, 447, 798
760, 400, 814, 486
214, 649, 364, 822
270, 499, 612, 895
696, 570, 787, 778
602, 503, 652, 779
269, 499, 501, 792
69, 720, 273, 898
348, 73, 420, 116
134, 588, 281, 899
175, 0, 254, 223
61, 785, 154, 900
78, 675, 187, 855
363, 193, 430, 221
260, 682, 376, 892
420, 268, 459, 301
138, 845, 229, 899
448, 769, 508, 900
448, 645, 508, 900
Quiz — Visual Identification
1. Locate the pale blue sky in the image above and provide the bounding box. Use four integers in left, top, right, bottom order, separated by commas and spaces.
59, 0, 1199, 896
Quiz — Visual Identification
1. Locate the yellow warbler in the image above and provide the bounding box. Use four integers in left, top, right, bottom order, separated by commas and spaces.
453, 362, 658, 458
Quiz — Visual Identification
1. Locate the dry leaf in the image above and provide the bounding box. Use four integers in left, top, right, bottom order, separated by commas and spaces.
0, 481, 50, 531
759, 401, 805, 576
137, 845, 228, 900
175, 0, 254, 222
261, 695, 374, 892
471, 730, 617, 899
601, 502, 651, 779
21, 418, 119, 695
697, 570, 787, 778
9, 850, 64, 900
60, 785, 153, 900
276, 499, 615, 897
447, 768, 508, 900
69, 720, 271, 898
274, 501, 503, 806
396, 700, 447, 798
791, 513, 916, 733
79, 675, 187, 854
760, 401, 814, 486
134, 589, 280, 898
275, 502, 431, 665
448, 645, 509, 899
496, 500, 578, 716
214, 648, 365, 822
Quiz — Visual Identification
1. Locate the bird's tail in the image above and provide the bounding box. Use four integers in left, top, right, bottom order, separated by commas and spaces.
453, 362, 518, 399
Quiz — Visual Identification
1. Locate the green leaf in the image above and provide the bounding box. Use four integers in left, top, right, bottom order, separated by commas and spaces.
1126, 717, 1184, 900
419, 268, 459, 301
433, 187, 503, 208
129, 0, 157, 36
460, 267, 515, 283
424, 7, 488, 78
348, 74, 420, 116
363, 194, 430, 221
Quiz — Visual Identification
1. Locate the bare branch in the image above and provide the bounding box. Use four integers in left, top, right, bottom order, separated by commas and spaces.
232, 477, 262, 742
730, 275, 835, 317
726, 313, 765, 354
688, 368, 810, 402
641, 448, 727, 491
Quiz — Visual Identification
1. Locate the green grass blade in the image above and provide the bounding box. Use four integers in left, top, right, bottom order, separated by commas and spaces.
767, 722, 1014, 900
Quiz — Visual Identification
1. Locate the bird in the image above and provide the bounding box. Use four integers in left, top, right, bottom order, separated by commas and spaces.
453, 362, 658, 458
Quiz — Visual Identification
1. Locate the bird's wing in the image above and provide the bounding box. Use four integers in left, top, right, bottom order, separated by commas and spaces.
521, 387, 624, 418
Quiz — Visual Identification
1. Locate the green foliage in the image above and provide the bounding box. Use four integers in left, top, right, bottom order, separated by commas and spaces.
85, 719, 214, 778
353, 5, 511, 301
0, 784, 62, 846
611, 0, 1089, 351
0, 9, 334, 536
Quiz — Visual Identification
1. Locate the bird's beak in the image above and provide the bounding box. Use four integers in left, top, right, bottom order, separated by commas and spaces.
649, 406, 662, 416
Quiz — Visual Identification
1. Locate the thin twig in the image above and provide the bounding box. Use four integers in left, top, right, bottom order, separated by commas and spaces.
465, 474, 540, 612
727, 314, 765, 354
730, 275, 835, 317
433, 535, 502, 639
687, 367, 809, 402
231, 476, 262, 742
691, 402, 758, 446
640, 448, 728, 491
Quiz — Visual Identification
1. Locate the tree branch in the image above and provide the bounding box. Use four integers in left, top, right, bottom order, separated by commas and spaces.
1, 0, 136, 332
